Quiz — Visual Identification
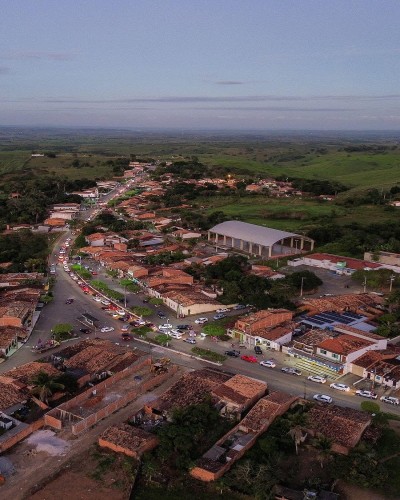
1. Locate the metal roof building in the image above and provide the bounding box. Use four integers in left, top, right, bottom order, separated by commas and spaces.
208, 221, 314, 258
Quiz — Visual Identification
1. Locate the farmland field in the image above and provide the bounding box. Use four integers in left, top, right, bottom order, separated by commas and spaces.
0, 151, 31, 174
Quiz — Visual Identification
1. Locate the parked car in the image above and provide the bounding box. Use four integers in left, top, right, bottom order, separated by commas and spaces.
101, 299, 110, 306
100, 326, 115, 333
329, 383, 350, 392
241, 355, 258, 363
169, 332, 183, 339
233, 304, 246, 310
158, 323, 173, 331
216, 307, 229, 313
121, 324, 130, 332
93, 296, 102, 302
79, 328, 90, 334
184, 338, 196, 344
177, 324, 191, 330
281, 367, 302, 376
254, 345, 263, 354
213, 313, 226, 320
307, 375, 327, 384
157, 311, 166, 319
355, 390, 378, 399
142, 298, 149, 303
65, 298, 74, 304
195, 317, 208, 324
313, 394, 333, 404
380, 395, 400, 405
260, 360, 276, 368
225, 350, 240, 357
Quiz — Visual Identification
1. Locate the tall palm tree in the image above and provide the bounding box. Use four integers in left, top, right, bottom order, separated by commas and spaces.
288, 426, 307, 455
30, 371, 64, 404
313, 435, 332, 468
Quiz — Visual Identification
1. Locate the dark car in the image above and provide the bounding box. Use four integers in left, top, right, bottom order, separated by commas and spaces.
177, 324, 191, 330
65, 298, 74, 304
254, 345, 263, 354
143, 298, 149, 303
157, 311, 166, 319
79, 328, 90, 334
121, 334, 133, 341
224, 350, 241, 357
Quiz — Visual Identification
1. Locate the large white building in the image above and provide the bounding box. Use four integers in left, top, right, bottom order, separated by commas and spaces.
208, 221, 314, 258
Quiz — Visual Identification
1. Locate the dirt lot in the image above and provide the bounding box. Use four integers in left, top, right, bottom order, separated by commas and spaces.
0, 367, 184, 500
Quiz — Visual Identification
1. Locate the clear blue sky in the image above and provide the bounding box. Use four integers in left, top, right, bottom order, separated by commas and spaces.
1, 0, 400, 130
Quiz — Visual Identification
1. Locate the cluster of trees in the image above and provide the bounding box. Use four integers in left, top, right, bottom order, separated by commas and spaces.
186, 256, 322, 309
178, 209, 228, 231
143, 251, 186, 266
308, 221, 400, 258
291, 178, 348, 196
0, 230, 49, 271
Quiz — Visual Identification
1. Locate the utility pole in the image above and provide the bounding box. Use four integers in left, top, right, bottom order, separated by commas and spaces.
300, 277, 305, 298
390, 275, 395, 293
363, 276, 367, 293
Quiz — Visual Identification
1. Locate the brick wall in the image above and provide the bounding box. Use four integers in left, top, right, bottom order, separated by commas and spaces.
98, 435, 159, 458
0, 418, 44, 453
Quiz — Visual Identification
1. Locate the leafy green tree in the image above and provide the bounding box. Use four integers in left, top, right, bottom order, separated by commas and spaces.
30, 371, 65, 404
131, 306, 153, 317
313, 435, 332, 468
203, 324, 226, 336
149, 297, 163, 306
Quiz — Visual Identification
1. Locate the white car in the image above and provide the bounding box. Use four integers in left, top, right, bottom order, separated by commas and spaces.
93, 296, 102, 302
116, 310, 126, 316
356, 390, 378, 400
313, 394, 333, 404
169, 333, 183, 339
195, 317, 208, 324
380, 396, 400, 405
101, 299, 110, 306
329, 383, 350, 392
184, 338, 196, 344
100, 326, 115, 333
307, 375, 327, 384
216, 308, 229, 313
158, 323, 173, 331
259, 360, 276, 368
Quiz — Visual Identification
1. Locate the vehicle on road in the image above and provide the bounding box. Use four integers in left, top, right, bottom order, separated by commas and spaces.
184, 338, 196, 344
216, 307, 229, 313
233, 304, 246, 310
355, 390, 378, 399
213, 313, 226, 320
101, 299, 110, 306
307, 375, 327, 384
380, 396, 400, 405
121, 324, 130, 332
241, 355, 258, 363
158, 323, 173, 331
65, 298, 74, 304
313, 394, 333, 404
260, 360, 276, 368
121, 334, 133, 341
177, 324, 191, 330
224, 350, 240, 357
100, 326, 115, 333
143, 298, 149, 303
254, 345, 262, 354
281, 367, 302, 376
79, 328, 90, 334
329, 383, 350, 392
195, 317, 208, 324
157, 311, 166, 319
93, 296, 102, 302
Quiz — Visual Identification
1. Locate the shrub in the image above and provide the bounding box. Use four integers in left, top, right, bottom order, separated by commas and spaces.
203, 324, 226, 336
191, 347, 226, 363
361, 401, 380, 414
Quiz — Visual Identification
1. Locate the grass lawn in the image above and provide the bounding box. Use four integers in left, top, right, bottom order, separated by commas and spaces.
28, 154, 115, 179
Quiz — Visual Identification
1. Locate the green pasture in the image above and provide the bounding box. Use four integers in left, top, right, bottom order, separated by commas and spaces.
0, 151, 31, 174
202, 150, 400, 194
28, 154, 116, 179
